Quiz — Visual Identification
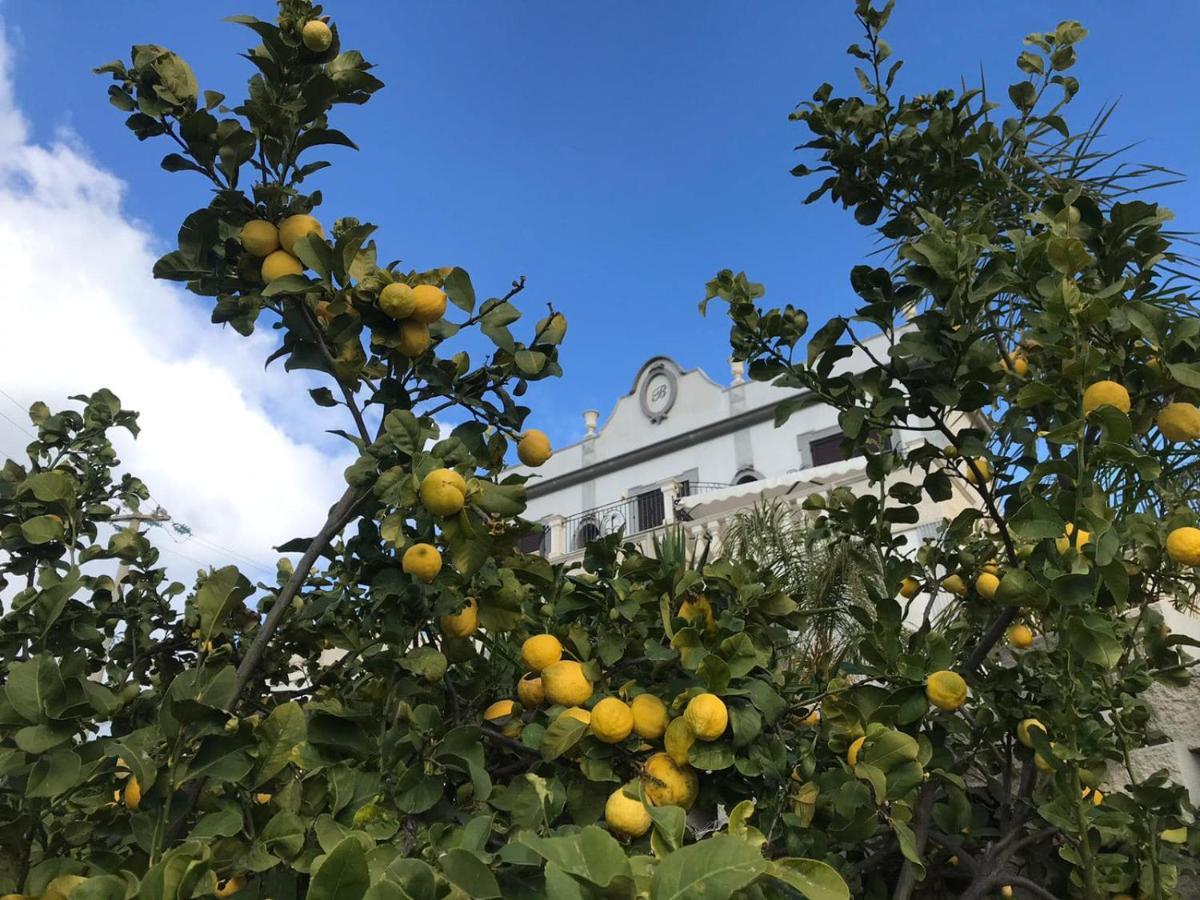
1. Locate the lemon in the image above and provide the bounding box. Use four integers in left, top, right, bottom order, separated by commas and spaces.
926, 670, 968, 711
664, 717, 695, 765
561, 706, 591, 726
630, 693, 669, 739
484, 699, 519, 722
253, 792, 272, 805
1001, 350, 1028, 377
1008, 624, 1034, 649
683, 693, 728, 741
301, 19, 333, 52
1016, 717, 1046, 748
215, 876, 247, 898
591, 697, 634, 743
517, 674, 544, 708
605, 783, 651, 837
1034, 742, 1060, 774
420, 468, 468, 516
678, 595, 716, 633
1157, 402, 1200, 441
261, 250, 303, 282
410, 284, 447, 323
1056, 523, 1091, 555
898, 576, 920, 599
521, 634, 563, 671
517, 429, 552, 467
542, 660, 593, 707
397, 320, 431, 357
1160, 826, 1188, 844
278, 213, 324, 254
535, 312, 568, 345
981, 561, 1000, 576
642, 752, 698, 809
1082, 380, 1131, 415
402, 543, 442, 583
1081, 787, 1103, 806
976, 572, 1000, 600
239, 219, 279, 256
123, 774, 142, 810
941, 574, 967, 597
797, 708, 820, 727
1000, 887, 1013, 899
440, 597, 478, 639
379, 282, 416, 319
963, 457, 993, 485
847, 735, 866, 768
1166, 526, 1200, 565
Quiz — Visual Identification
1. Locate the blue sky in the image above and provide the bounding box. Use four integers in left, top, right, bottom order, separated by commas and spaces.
5, 1, 1199, 450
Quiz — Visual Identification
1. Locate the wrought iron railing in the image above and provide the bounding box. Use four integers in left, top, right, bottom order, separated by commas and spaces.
561, 491, 665, 554
680, 481, 733, 497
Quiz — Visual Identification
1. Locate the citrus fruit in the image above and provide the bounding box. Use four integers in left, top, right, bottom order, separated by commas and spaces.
941, 574, 967, 597
484, 699, 519, 722
517, 674, 544, 708
420, 467, 468, 516
401, 543, 442, 583
561, 706, 591, 725
542, 660, 593, 706
1008, 624, 1034, 649
678, 595, 716, 633
605, 784, 651, 837
1056, 524, 1091, 555
926, 670, 968, 711
1082, 380, 1131, 415
963, 457, 993, 485
1001, 350, 1028, 377
898, 576, 920, 599
1016, 718, 1046, 748
591, 697, 634, 743
379, 282, 416, 319
278, 213, 324, 253
397, 320, 431, 357
976, 572, 1000, 600
683, 693, 728, 741
439, 597, 477, 638
797, 708, 820, 727
239, 219, 279, 256
1166, 526, 1200, 565
630, 693, 669, 740
847, 735, 866, 768
517, 429, 552, 467
641, 752, 698, 809
1157, 402, 1200, 441
410, 284, 447, 323
261, 250, 303, 282
1034, 742, 1060, 773
215, 876, 247, 898
664, 717, 695, 765
521, 634, 563, 671
123, 775, 142, 810
301, 19, 333, 52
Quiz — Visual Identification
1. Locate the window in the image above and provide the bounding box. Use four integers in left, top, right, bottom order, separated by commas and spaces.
574, 519, 601, 551
734, 468, 761, 485
809, 433, 846, 466
516, 526, 547, 555
634, 489, 665, 532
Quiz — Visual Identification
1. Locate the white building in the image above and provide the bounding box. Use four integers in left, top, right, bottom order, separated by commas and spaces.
511, 331, 974, 563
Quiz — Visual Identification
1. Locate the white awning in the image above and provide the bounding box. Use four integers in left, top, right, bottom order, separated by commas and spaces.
678, 456, 869, 519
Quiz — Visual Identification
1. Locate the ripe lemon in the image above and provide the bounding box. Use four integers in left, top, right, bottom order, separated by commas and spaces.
664, 717, 695, 765
1008, 624, 1034, 649
941, 574, 967, 597
1016, 718, 1046, 749
1055, 524, 1091, 555
1158, 402, 1200, 442
1160, 827, 1188, 843
517, 674, 544, 708
239, 219, 279, 256
420, 468, 468, 516
1000, 350, 1028, 377
591, 697, 634, 743
123, 775, 142, 810
215, 876, 247, 898
261, 250, 303, 282
630, 693, 669, 739
898, 576, 920, 599
542, 660, 593, 706
397, 320, 431, 357
847, 735, 866, 768
981, 561, 1000, 576
1081, 787, 1103, 806
1000, 887, 1013, 899
278, 213, 324, 254
1167, 526, 1200, 565
410, 284, 447, 323
926, 670, 968, 712
1082, 380, 1131, 415
963, 457, 993, 485
561, 706, 591, 725
521, 634, 563, 671
253, 792, 272, 805
535, 312, 568, 345
484, 699, 519, 722
379, 282, 416, 319
1034, 742, 1060, 774
605, 784, 651, 837
683, 693, 728, 741
976, 572, 1000, 600
402, 543, 442, 583
642, 752, 698, 809
797, 708, 820, 727
440, 597, 478, 639
678, 595, 716, 633
517, 429, 552, 467
301, 20, 333, 52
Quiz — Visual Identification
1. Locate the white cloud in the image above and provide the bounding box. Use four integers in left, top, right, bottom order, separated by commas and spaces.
0, 22, 355, 585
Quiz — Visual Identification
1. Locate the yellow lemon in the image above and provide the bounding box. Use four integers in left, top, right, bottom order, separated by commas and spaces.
630, 693, 669, 740
605, 783, 651, 837
683, 693, 728, 741
1082, 380, 1131, 415
898, 576, 920, 599
397, 320, 431, 357
1000, 887, 1013, 899
1160, 826, 1188, 844
439, 597, 478, 639
253, 792, 272, 805
301, 19, 333, 52
517, 674, 544, 708
420, 468, 468, 516
976, 572, 1000, 600
1008, 624, 1034, 649
678, 595, 716, 633
1016, 718, 1046, 748
1034, 742, 1060, 774
1166, 526, 1200, 565
847, 735, 866, 768
402, 543, 442, 583
561, 706, 591, 726
1056, 524, 1092, 555
215, 876, 247, 898
642, 752, 698, 809
261, 250, 303, 282
664, 717, 695, 765
1157, 402, 1200, 442
926, 670, 968, 712
981, 561, 1000, 576
123, 774, 142, 810
1081, 787, 1103, 806
517, 429, 552, 467
484, 699, 519, 722
797, 708, 821, 727
963, 457, 993, 485
379, 282, 416, 319
1001, 350, 1029, 377
542, 660, 593, 707
278, 213, 324, 253
591, 697, 634, 743
521, 634, 563, 671
410, 284, 447, 323
941, 574, 967, 597
239, 219, 279, 256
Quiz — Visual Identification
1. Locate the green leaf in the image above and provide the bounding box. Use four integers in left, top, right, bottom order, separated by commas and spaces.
771, 858, 851, 900
20, 471, 76, 503
395, 765, 443, 814
400, 647, 448, 682
995, 569, 1049, 610
253, 701, 306, 788
439, 849, 501, 899
1067, 614, 1122, 667
308, 837, 370, 900
688, 741, 735, 771
20, 514, 64, 544
197, 565, 254, 643
541, 713, 588, 761
1008, 498, 1066, 540
27, 749, 81, 798
443, 267, 476, 313
261, 273, 315, 297
521, 826, 635, 895
6, 654, 67, 723
650, 833, 766, 900
859, 729, 919, 773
